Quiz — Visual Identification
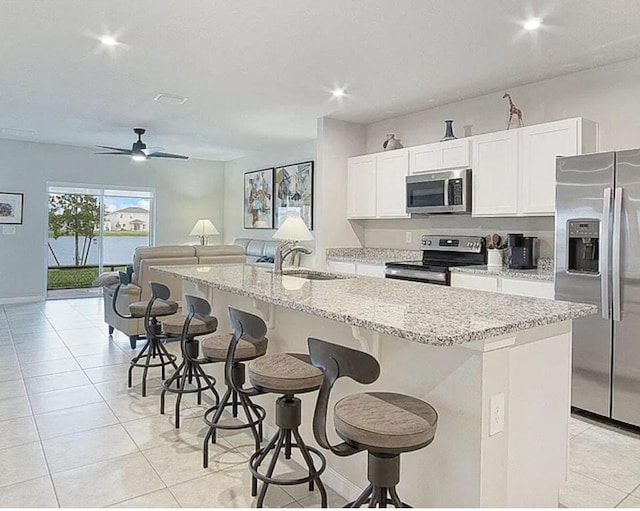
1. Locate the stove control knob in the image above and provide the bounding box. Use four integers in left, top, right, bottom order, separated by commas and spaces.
425, 240, 432, 246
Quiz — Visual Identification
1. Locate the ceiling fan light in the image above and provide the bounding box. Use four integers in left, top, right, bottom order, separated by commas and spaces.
131, 154, 146, 162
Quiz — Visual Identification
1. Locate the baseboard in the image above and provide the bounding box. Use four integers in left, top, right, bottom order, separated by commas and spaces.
261, 423, 363, 502
0, 295, 45, 305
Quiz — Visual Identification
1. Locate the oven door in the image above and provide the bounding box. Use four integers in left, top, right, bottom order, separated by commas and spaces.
385, 266, 449, 285
406, 169, 471, 214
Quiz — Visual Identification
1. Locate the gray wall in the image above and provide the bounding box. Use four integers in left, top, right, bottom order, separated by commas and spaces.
0, 139, 224, 303
360, 57, 640, 254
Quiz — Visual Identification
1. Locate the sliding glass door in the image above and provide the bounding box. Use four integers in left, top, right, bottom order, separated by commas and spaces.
47, 184, 154, 298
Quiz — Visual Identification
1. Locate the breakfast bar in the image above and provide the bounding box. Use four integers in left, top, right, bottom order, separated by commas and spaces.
154, 263, 596, 508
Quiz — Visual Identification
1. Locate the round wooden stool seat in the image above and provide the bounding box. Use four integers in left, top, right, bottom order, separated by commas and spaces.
128, 299, 178, 318
162, 315, 218, 336
334, 392, 438, 453
248, 353, 323, 394
201, 333, 268, 361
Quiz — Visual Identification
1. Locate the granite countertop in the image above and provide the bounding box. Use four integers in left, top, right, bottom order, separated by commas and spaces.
450, 258, 554, 282
326, 247, 420, 264
153, 264, 594, 347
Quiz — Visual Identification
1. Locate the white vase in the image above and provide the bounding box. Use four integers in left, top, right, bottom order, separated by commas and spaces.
487, 249, 504, 270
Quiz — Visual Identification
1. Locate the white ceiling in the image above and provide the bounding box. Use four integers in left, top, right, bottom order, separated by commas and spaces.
2, 0, 640, 161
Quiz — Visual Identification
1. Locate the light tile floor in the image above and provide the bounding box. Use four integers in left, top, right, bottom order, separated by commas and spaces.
0, 298, 345, 508
3, 298, 640, 508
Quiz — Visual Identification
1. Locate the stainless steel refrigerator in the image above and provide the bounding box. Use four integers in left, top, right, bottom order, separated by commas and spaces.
555, 149, 640, 426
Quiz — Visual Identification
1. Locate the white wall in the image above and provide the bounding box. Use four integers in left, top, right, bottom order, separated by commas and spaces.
222, 141, 316, 260
0, 138, 224, 303
360, 57, 640, 253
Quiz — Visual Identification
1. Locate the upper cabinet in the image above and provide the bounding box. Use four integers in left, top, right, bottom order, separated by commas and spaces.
409, 139, 470, 174
348, 118, 597, 220
347, 149, 409, 219
472, 118, 597, 217
376, 149, 410, 218
472, 130, 520, 216
347, 154, 377, 219
518, 119, 595, 215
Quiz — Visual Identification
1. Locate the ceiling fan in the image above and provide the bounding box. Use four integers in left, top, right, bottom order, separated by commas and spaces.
95, 128, 189, 161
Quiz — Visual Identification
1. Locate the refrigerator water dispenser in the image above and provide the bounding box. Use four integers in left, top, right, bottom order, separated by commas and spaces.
567, 219, 600, 274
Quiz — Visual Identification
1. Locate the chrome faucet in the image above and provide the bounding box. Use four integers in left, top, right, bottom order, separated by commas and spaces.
274, 241, 312, 274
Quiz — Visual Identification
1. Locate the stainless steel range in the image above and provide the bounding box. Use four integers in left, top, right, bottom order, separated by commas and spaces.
385, 235, 486, 285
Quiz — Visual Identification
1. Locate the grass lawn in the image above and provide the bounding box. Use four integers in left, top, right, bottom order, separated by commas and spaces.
47, 266, 126, 289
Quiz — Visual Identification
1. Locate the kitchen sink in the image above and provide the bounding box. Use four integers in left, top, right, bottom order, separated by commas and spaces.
278, 269, 349, 281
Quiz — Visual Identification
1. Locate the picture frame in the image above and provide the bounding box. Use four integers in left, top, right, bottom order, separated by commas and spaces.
243, 168, 274, 229
274, 161, 314, 230
0, 192, 23, 225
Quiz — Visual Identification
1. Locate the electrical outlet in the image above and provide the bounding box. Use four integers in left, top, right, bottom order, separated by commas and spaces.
489, 393, 505, 436
405, 231, 413, 244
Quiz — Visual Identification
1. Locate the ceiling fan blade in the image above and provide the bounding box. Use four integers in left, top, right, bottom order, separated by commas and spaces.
95, 145, 132, 154
148, 152, 189, 160
94, 151, 132, 155
142, 146, 165, 156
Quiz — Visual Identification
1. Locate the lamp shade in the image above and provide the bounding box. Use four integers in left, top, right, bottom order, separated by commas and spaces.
190, 219, 219, 237
273, 215, 314, 242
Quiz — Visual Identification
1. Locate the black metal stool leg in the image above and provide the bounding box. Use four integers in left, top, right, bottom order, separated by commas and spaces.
348, 485, 373, 508
256, 431, 285, 508
293, 427, 327, 504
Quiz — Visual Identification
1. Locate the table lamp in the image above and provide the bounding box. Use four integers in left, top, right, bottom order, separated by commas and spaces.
272, 215, 313, 273
190, 219, 219, 246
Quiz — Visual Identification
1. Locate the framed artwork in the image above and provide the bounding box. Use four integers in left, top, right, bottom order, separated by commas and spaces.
244, 168, 274, 229
0, 192, 23, 224
274, 161, 314, 229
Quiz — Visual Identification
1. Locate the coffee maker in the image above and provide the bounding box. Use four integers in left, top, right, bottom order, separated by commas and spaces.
507, 233, 538, 270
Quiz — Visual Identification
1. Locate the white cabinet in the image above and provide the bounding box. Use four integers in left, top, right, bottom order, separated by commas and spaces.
518, 119, 589, 215
355, 262, 386, 278
347, 155, 377, 219
376, 150, 410, 218
472, 118, 597, 217
327, 260, 356, 275
472, 130, 519, 217
501, 278, 554, 299
409, 139, 470, 174
347, 150, 409, 219
450, 273, 499, 293
327, 260, 385, 278
451, 273, 554, 299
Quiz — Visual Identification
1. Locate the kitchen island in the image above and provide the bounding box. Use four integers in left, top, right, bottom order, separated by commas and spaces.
154, 264, 595, 508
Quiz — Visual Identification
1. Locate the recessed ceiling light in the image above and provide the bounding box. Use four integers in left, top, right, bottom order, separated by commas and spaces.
99, 35, 119, 46
331, 87, 346, 98
523, 18, 542, 31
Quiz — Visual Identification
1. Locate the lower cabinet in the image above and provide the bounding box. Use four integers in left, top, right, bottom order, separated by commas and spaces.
451, 273, 554, 299
327, 260, 385, 278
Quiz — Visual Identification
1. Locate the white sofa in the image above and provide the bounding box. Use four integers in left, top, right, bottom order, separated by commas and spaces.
103, 244, 245, 348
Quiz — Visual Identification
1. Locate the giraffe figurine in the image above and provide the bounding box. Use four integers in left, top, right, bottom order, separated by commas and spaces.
503, 93, 524, 129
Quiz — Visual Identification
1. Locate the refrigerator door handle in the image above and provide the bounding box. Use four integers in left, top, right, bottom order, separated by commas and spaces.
612, 187, 623, 321
601, 187, 612, 320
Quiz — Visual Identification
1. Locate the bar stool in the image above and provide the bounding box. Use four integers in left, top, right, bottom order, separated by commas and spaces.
159, 294, 220, 428
225, 307, 328, 508
308, 338, 438, 508
199, 310, 267, 468
112, 275, 179, 397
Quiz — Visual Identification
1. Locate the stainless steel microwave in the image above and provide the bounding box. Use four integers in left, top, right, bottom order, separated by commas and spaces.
406, 168, 472, 214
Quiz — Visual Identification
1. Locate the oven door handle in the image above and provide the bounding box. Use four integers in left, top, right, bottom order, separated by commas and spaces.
385, 267, 448, 283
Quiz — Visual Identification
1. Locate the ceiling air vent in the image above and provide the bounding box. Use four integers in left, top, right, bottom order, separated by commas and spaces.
153, 93, 188, 105
0, 128, 35, 137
